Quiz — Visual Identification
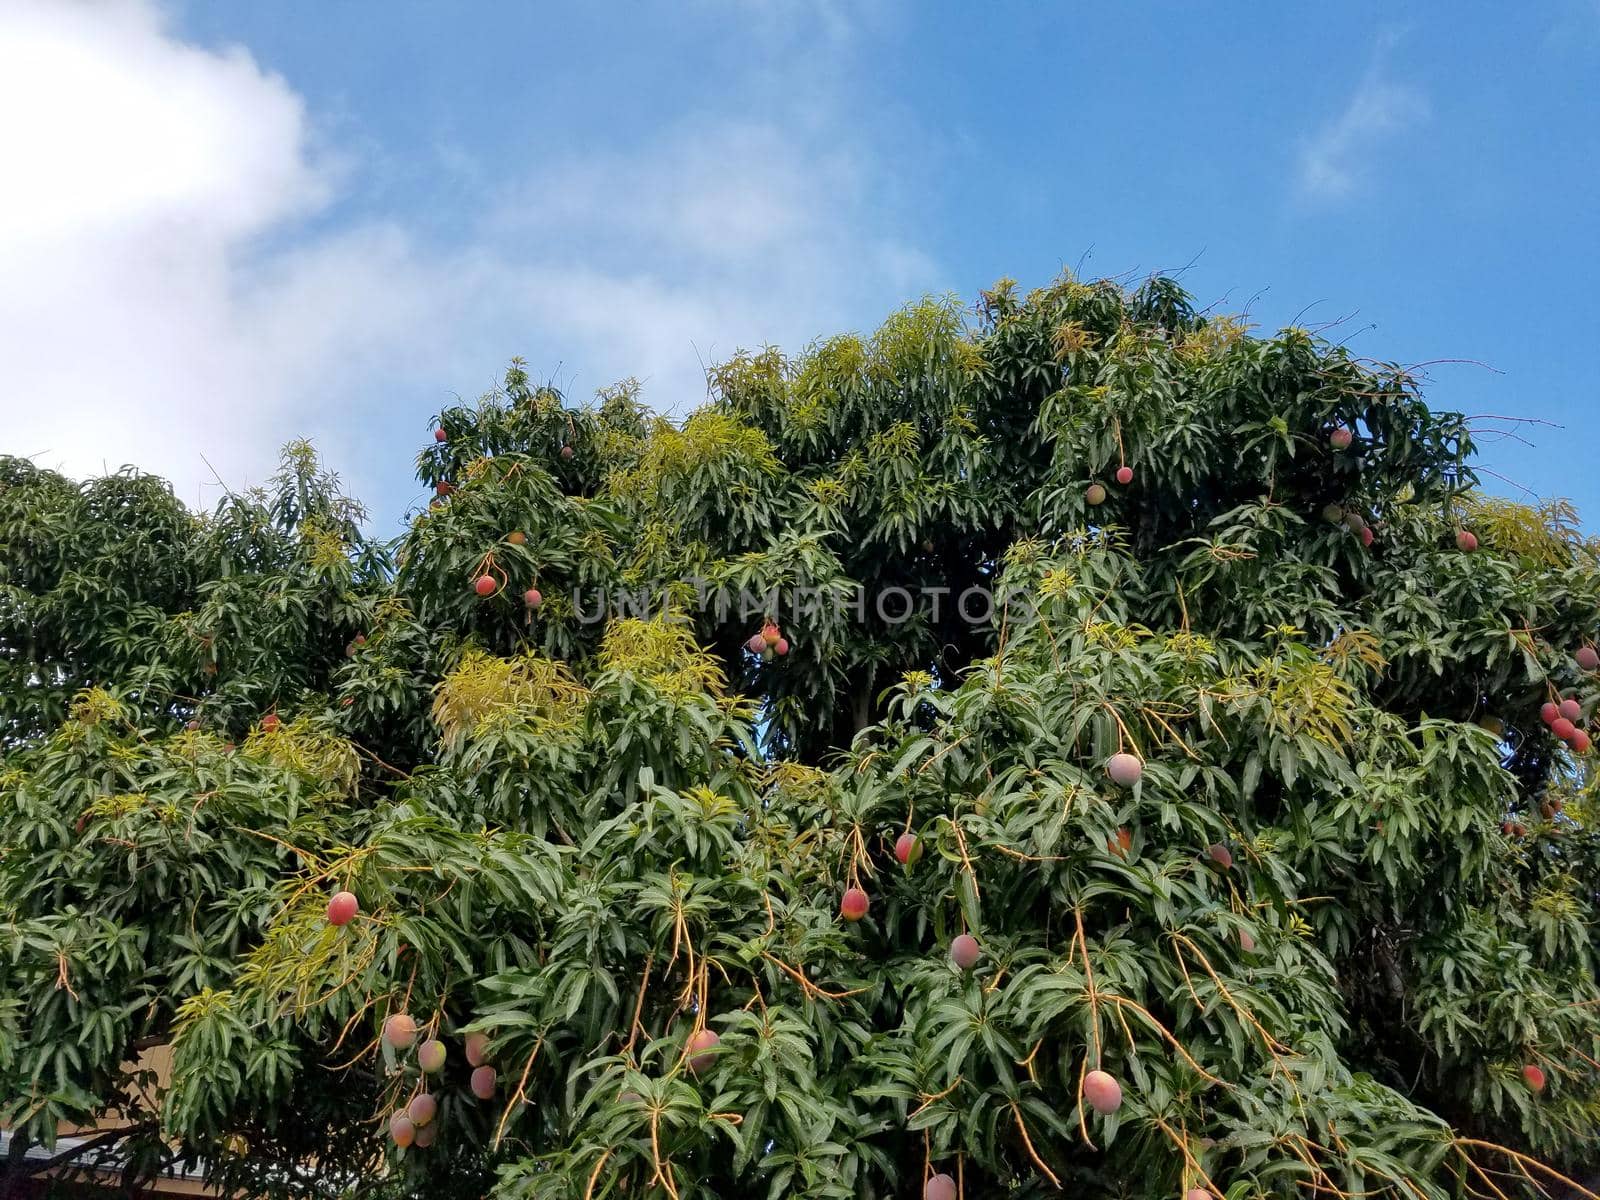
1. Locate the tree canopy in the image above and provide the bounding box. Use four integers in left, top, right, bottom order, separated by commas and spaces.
5, 271, 1600, 1200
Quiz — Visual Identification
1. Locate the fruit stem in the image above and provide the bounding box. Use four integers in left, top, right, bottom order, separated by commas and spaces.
1072, 906, 1102, 1067
1011, 1102, 1061, 1187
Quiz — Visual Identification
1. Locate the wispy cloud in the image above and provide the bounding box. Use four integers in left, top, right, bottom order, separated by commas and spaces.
0, 0, 937, 517
1295, 36, 1429, 203
700, 0, 889, 44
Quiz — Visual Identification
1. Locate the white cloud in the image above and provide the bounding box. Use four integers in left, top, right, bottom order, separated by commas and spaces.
1295, 40, 1428, 203
0, 0, 336, 505
0, 0, 328, 242
699, 0, 882, 44
0, 0, 937, 518
477, 123, 935, 401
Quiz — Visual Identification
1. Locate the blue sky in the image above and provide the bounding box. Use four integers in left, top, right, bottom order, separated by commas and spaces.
4, 1, 1597, 529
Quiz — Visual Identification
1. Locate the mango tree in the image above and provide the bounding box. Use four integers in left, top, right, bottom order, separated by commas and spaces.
4, 272, 1600, 1200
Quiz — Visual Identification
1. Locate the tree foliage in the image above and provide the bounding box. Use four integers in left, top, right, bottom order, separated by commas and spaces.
5, 271, 1600, 1199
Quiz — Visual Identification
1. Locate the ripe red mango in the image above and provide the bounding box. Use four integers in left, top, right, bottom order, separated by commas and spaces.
434, 428, 447, 442
464, 1032, 490, 1068
747, 634, 767, 653
470, 1065, 497, 1100
950, 934, 981, 971
407, 1093, 437, 1127
474, 575, 496, 597
417, 1039, 446, 1073
687, 1029, 720, 1075
894, 832, 922, 866
774, 637, 790, 656
413, 1122, 436, 1149
326, 891, 358, 927
1523, 1064, 1546, 1092
1578, 646, 1600, 671
1329, 426, 1353, 450
261, 713, 281, 732
1115, 465, 1134, 485
1106, 752, 1143, 787
1456, 530, 1478, 552
1207, 843, 1233, 870
524, 588, 542, 608
1551, 717, 1576, 741
1573, 729, 1592, 753
840, 887, 869, 921
560, 445, 574, 460
924, 1174, 957, 1200
389, 1111, 415, 1148
1084, 1069, 1123, 1114
1541, 702, 1560, 726
383, 1014, 418, 1051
